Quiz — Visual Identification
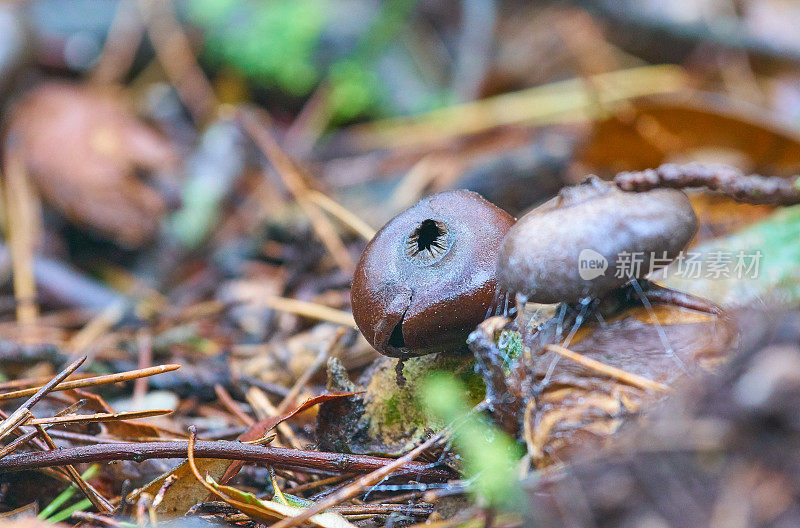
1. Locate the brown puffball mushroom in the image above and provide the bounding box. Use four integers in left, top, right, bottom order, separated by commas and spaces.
497, 176, 698, 304
351, 190, 515, 358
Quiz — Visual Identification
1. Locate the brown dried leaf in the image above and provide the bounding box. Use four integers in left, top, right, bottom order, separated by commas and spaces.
579, 93, 800, 174
522, 304, 736, 468
7, 82, 177, 247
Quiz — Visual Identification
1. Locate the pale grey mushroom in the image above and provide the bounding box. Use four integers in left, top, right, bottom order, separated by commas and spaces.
496, 176, 698, 304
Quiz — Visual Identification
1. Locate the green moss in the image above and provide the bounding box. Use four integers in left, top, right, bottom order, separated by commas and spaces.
382, 394, 402, 426
362, 353, 485, 448
497, 329, 524, 372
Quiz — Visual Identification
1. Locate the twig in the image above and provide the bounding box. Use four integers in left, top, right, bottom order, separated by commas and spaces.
0, 399, 86, 460
305, 190, 376, 241
137, 0, 217, 123
268, 433, 446, 528
0, 364, 180, 401
0, 440, 454, 482
615, 163, 800, 205
23, 409, 172, 427
215, 384, 255, 427
0, 425, 39, 459
90, 0, 143, 85
0, 373, 93, 392
239, 108, 356, 273
544, 344, 670, 392
0, 356, 86, 440
225, 503, 433, 521
276, 329, 347, 414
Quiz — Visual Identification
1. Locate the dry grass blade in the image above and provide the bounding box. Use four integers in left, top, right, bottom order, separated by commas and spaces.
0, 364, 181, 401
136, 0, 217, 123
305, 190, 376, 241
276, 328, 347, 414
260, 296, 356, 328
215, 384, 256, 427
239, 108, 356, 273
268, 432, 446, 528
90, 0, 144, 86
3, 141, 40, 325
544, 344, 670, 392
245, 387, 301, 449
351, 64, 689, 150
67, 300, 127, 355
24, 409, 172, 426
0, 356, 86, 440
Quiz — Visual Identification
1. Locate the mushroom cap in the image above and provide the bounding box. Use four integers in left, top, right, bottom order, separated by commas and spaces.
497, 177, 698, 304
351, 190, 515, 358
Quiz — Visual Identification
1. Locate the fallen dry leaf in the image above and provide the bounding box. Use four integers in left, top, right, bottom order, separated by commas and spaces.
579, 92, 800, 174
495, 304, 737, 469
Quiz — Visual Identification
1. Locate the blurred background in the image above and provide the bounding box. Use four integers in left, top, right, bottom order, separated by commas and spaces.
0, 0, 799, 417
2, 1, 800, 525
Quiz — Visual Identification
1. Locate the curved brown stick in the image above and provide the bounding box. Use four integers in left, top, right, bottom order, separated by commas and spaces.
616, 163, 800, 205
0, 440, 454, 482
643, 283, 725, 316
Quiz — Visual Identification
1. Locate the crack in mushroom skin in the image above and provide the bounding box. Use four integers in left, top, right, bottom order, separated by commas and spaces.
351, 190, 515, 358
497, 176, 698, 304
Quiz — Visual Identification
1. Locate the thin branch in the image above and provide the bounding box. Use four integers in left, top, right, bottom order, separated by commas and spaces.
268, 433, 446, 528
615, 163, 800, 205
0, 440, 454, 482
239, 108, 356, 273
0, 364, 180, 401
0, 356, 86, 440
544, 344, 670, 392
0, 399, 86, 460
23, 409, 172, 427
305, 190, 376, 241
136, 0, 217, 123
